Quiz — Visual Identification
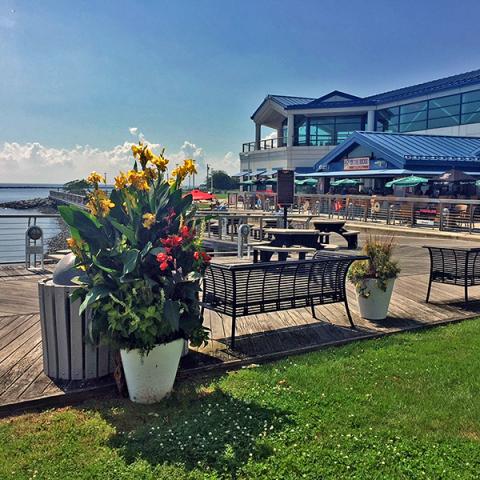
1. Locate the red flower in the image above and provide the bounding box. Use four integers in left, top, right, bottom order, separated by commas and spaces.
156, 252, 173, 271
193, 251, 200, 261
193, 251, 211, 263
159, 261, 169, 271
201, 252, 211, 263
181, 225, 190, 238
161, 235, 182, 249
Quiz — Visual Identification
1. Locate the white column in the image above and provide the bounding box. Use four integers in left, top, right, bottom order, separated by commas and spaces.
276, 127, 283, 147
287, 114, 294, 147
366, 110, 376, 131
255, 123, 261, 150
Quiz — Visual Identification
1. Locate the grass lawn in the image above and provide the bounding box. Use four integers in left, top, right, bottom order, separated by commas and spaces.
1, 321, 480, 479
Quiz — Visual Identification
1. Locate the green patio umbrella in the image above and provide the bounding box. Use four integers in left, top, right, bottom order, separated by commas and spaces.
385, 175, 428, 188
301, 178, 318, 186
240, 180, 256, 186
330, 178, 360, 186
263, 178, 277, 185
295, 179, 305, 185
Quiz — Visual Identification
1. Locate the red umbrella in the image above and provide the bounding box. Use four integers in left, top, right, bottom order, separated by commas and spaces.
185, 189, 215, 201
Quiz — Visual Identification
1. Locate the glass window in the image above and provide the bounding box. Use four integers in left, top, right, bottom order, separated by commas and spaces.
309, 119, 335, 146
462, 112, 480, 125
461, 100, 480, 114
428, 116, 459, 129
462, 90, 480, 104
400, 101, 427, 114
295, 117, 307, 145
429, 94, 460, 109
428, 104, 460, 119
399, 120, 427, 132
400, 110, 427, 123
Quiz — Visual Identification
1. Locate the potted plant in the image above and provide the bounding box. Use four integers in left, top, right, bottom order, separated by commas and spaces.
59, 142, 210, 403
348, 235, 400, 320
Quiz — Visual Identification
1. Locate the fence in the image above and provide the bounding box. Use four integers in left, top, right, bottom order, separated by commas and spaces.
0, 214, 64, 264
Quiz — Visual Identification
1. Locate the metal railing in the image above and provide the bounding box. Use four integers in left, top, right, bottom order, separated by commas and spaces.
242, 137, 286, 152
49, 190, 86, 206
0, 214, 64, 263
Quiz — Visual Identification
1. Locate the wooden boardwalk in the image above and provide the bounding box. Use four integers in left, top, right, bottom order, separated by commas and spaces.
1, 259, 480, 415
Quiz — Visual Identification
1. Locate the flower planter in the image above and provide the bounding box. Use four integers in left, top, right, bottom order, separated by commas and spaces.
356, 278, 395, 320
120, 338, 184, 404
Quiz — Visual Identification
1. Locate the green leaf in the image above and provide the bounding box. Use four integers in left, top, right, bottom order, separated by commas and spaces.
79, 285, 111, 314
163, 299, 180, 331
121, 249, 139, 277
110, 219, 137, 245
140, 241, 152, 259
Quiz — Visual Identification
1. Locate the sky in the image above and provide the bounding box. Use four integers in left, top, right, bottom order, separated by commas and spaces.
1, 0, 480, 183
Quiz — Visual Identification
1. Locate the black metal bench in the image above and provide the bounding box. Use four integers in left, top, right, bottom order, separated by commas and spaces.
424, 246, 480, 303
202, 253, 366, 348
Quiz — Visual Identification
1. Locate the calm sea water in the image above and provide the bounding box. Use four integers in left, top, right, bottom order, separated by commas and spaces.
0, 184, 64, 263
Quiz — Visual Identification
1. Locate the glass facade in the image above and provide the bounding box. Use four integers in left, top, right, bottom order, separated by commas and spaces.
377, 89, 480, 133
295, 115, 364, 146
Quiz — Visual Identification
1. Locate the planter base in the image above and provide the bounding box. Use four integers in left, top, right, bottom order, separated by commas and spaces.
120, 339, 184, 404
356, 278, 395, 320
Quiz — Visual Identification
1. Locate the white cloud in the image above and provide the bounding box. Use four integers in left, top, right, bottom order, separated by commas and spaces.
0, 140, 238, 184
128, 127, 138, 136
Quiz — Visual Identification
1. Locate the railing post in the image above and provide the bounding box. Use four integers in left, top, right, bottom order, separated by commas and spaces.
469, 204, 474, 234
410, 201, 415, 227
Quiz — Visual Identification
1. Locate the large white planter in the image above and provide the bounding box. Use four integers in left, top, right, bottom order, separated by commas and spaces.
120, 338, 184, 404
356, 278, 395, 320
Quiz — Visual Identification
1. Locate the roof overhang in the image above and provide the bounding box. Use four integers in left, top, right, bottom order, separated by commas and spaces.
251, 97, 287, 128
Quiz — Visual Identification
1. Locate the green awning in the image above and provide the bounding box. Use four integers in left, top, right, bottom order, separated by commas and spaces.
263, 178, 277, 185
385, 175, 429, 188
330, 178, 360, 186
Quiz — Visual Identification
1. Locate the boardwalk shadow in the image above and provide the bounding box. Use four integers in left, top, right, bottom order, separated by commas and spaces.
100, 388, 292, 476
216, 319, 372, 357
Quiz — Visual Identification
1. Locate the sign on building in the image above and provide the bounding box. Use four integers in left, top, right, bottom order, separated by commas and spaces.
277, 169, 295, 205
344, 157, 370, 171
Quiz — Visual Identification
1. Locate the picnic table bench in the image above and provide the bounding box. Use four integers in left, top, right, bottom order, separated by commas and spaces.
252, 245, 316, 263
202, 253, 367, 347
312, 220, 360, 249
424, 245, 480, 303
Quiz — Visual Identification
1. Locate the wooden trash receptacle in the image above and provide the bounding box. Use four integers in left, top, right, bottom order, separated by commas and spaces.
38, 279, 114, 381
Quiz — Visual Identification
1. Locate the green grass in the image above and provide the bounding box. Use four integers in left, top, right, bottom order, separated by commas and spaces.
1, 321, 480, 479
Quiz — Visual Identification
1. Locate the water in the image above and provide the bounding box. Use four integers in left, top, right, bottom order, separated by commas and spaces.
0, 184, 64, 263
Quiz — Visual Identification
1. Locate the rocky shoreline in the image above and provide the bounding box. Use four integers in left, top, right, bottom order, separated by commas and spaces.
0, 197, 57, 211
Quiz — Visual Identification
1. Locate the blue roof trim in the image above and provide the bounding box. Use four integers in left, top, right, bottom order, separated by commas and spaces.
313, 131, 480, 172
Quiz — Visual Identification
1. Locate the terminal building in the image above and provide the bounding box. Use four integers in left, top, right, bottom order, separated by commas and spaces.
238, 68, 480, 192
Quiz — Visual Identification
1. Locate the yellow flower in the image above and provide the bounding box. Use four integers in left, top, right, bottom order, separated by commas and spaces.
87, 171, 105, 185
150, 153, 169, 172
86, 189, 115, 217
168, 177, 176, 186
142, 212, 156, 229
99, 199, 115, 216
143, 167, 158, 182
183, 158, 197, 175
127, 170, 150, 191
67, 237, 85, 255
114, 172, 128, 190
131, 143, 144, 158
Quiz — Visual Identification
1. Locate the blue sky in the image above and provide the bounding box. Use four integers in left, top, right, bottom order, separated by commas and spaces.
1, 0, 480, 182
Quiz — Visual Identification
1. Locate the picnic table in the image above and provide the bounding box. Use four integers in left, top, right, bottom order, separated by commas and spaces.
263, 228, 322, 249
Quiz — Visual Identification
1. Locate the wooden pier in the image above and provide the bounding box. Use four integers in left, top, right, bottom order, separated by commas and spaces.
1, 236, 480, 416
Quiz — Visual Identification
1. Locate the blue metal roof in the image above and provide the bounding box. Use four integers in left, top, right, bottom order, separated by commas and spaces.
314, 131, 480, 172
255, 68, 480, 115
366, 68, 480, 104
251, 94, 314, 119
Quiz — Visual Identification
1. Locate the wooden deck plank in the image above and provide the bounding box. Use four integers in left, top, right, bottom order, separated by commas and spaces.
1, 266, 480, 413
